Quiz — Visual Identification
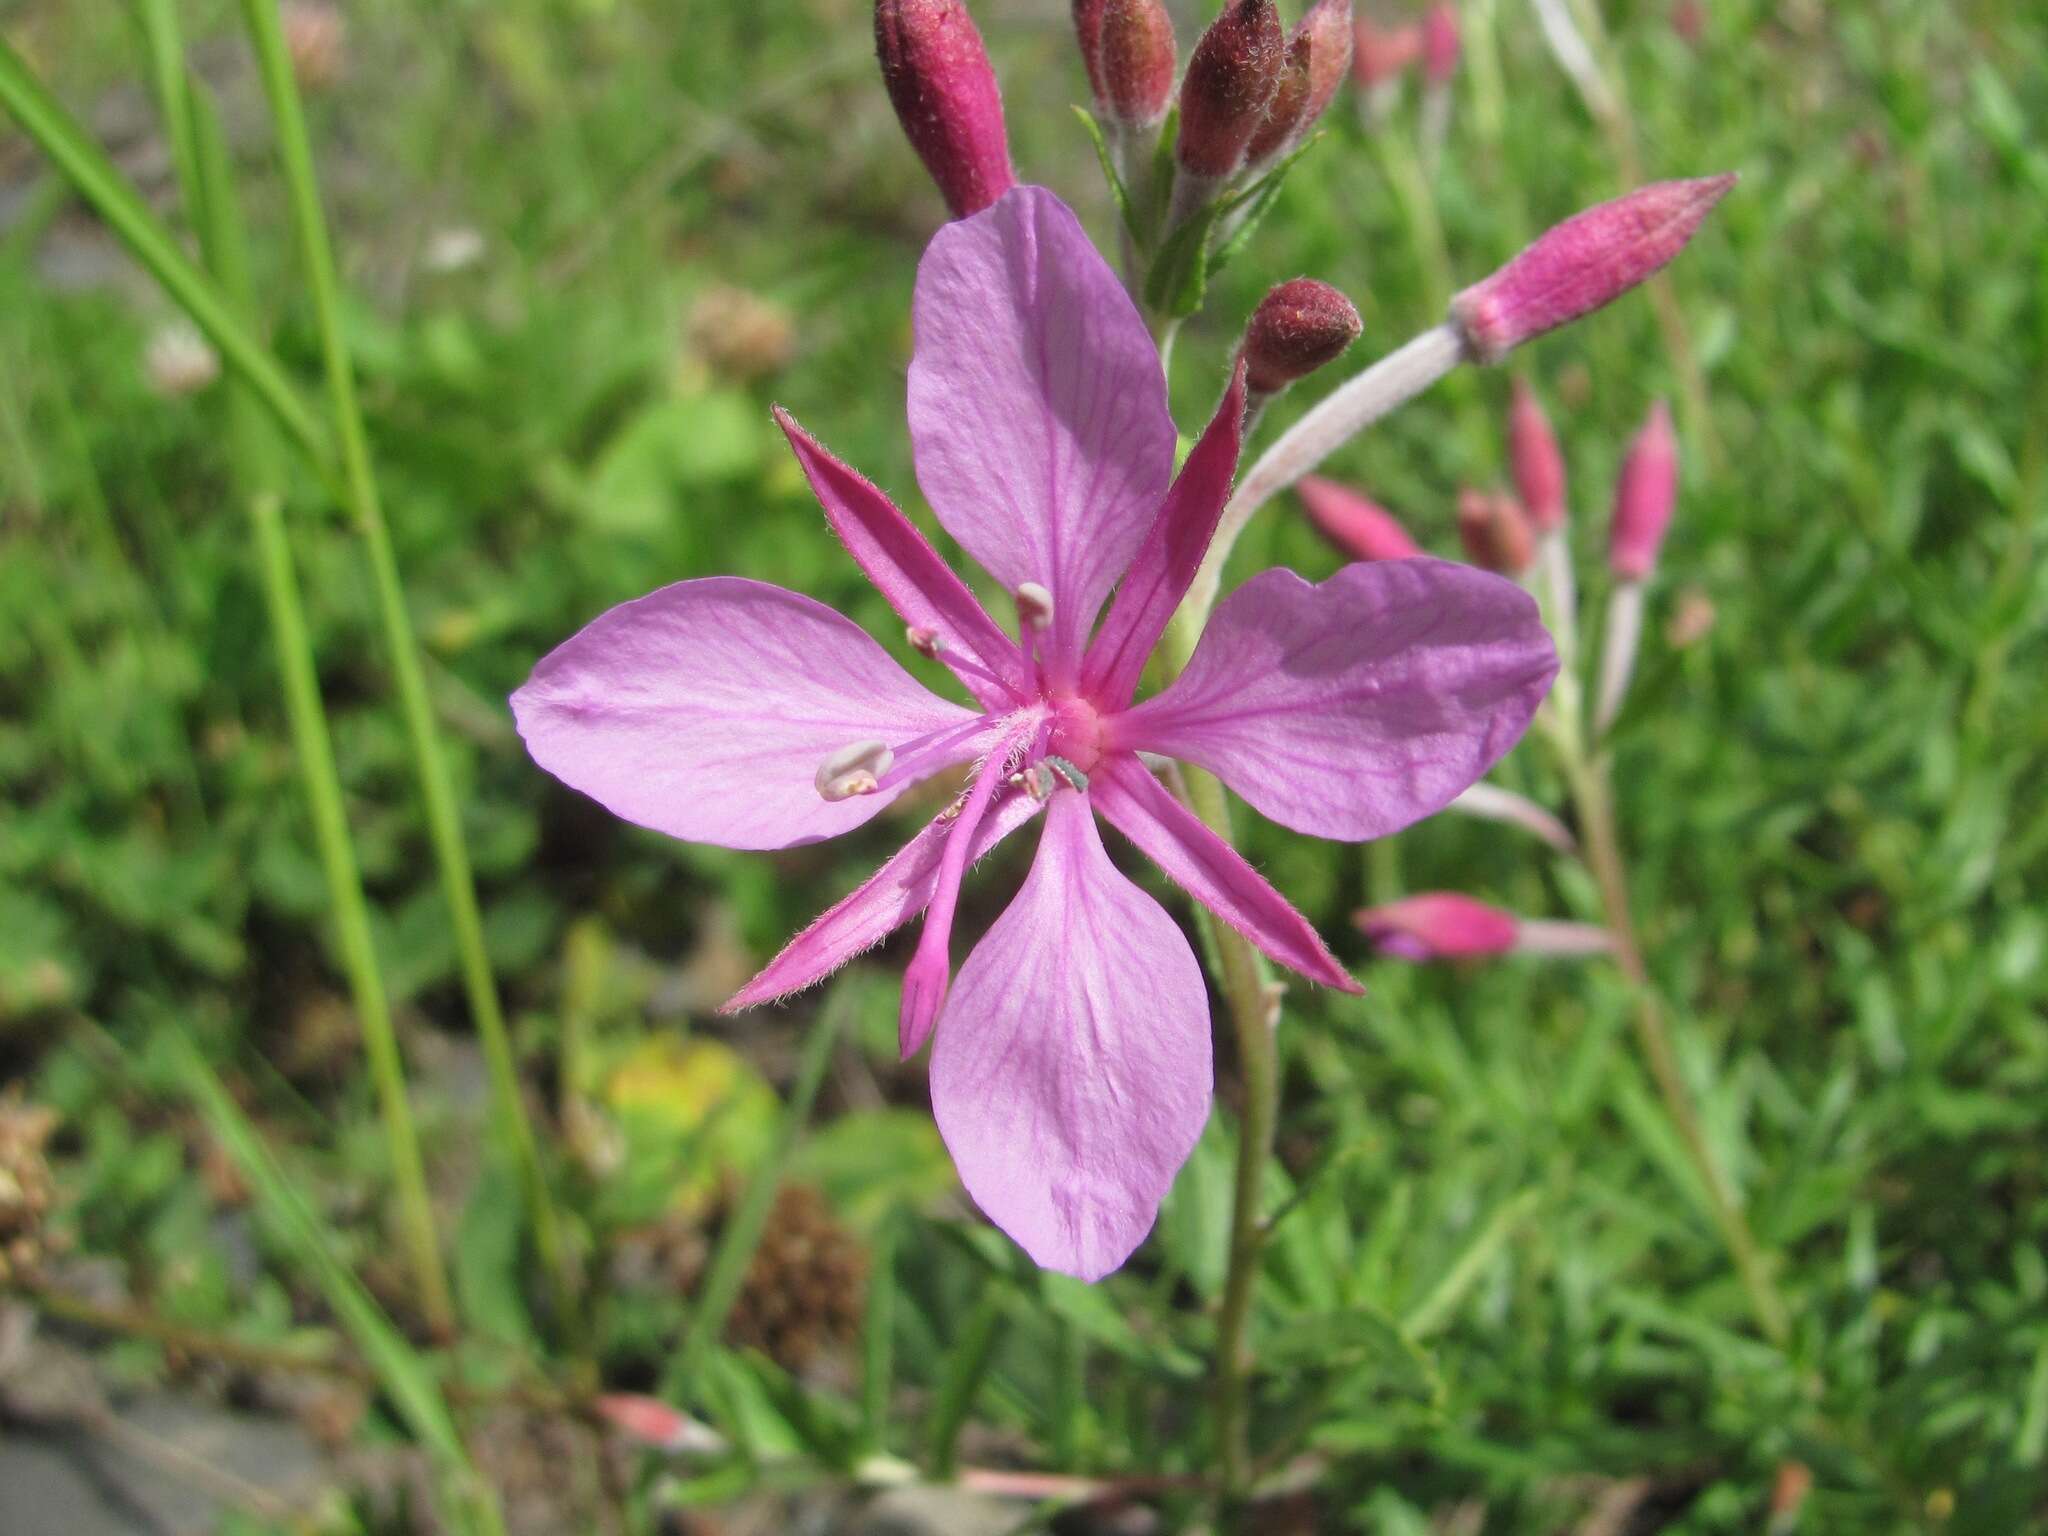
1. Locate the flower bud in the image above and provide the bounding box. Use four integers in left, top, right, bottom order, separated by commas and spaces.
1297, 476, 1420, 562
1245, 0, 1351, 168
1352, 16, 1420, 90
1095, 0, 1178, 130
1507, 379, 1567, 532
875, 0, 1017, 219
1608, 399, 1677, 579
1175, 0, 1284, 179
1241, 278, 1362, 398
1072, 0, 1109, 100
1244, 32, 1311, 168
1457, 488, 1535, 576
1450, 175, 1735, 363
1421, 1, 1460, 86
1357, 894, 1516, 961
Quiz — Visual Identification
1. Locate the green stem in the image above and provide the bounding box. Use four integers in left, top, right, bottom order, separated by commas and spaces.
1561, 751, 1791, 1349
235, 0, 574, 1325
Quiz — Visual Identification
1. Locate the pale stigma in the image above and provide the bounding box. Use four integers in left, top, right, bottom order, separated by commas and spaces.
815, 739, 894, 802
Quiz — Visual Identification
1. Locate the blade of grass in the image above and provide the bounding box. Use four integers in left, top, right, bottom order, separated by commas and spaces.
679, 990, 852, 1376
133, 0, 203, 219
1402, 1188, 1541, 1341
172, 1032, 506, 1536
861, 1216, 897, 1454
0, 36, 331, 470
184, 55, 456, 1339
233, 0, 573, 1324
926, 1289, 1008, 1480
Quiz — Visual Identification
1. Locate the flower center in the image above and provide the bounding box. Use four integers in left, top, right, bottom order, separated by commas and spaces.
1043, 695, 1105, 775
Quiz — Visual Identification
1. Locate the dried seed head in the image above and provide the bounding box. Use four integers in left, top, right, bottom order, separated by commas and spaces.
1297, 476, 1421, 562
1352, 16, 1420, 89
1422, 0, 1460, 85
1450, 175, 1737, 362
1457, 487, 1535, 575
875, 0, 1018, 219
1357, 893, 1518, 961
1241, 278, 1363, 397
815, 739, 895, 801
1508, 379, 1568, 532
1095, 0, 1178, 130
1608, 400, 1678, 579
1175, 0, 1285, 179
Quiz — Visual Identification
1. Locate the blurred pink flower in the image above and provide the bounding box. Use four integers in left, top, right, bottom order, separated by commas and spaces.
1358, 893, 1612, 961
1609, 399, 1678, 579
513, 188, 1555, 1279
1296, 476, 1420, 562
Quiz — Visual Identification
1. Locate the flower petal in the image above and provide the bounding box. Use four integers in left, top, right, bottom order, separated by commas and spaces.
1113, 559, 1557, 841
1081, 362, 1247, 710
1090, 754, 1357, 993
722, 787, 1043, 1011
908, 186, 1177, 678
513, 577, 981, 850
774, 408, 1028, 708
930, 793, 1211, 1281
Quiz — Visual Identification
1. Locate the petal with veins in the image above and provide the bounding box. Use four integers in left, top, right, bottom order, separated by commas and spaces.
908, 186, 1176, 678
1113, 559, 1557, 841
512, 577, 980, 851
930, 793, 1211, 1281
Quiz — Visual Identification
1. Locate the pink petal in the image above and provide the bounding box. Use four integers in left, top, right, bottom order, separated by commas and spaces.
722, 788, 1042, 1011
1111, 559, 1557, 841
1090, 754, 1357, 993
908, 186, 1177, 681
1081, 363, 1247, 710
512, 577, 982, 851
930, 793, 1210, 1280
774, 408, 1028, 709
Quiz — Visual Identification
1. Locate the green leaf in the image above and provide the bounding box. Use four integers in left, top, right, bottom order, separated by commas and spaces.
1206, 134, 1321, 282
1144, 200, 1225, 319
1072, 106, 1138, 243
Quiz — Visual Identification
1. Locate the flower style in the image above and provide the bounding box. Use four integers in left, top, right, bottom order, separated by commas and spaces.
512, 187, 1557, 1279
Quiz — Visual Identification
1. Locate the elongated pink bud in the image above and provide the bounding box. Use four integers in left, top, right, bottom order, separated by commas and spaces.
1096, 0, 1177, 129
1072, 0, 1108, 99
1358, 894, 1516, 961
1458, 487, 1534, 575
1245, 0, 1351, 166
1175, 0, 1284, 178
1450, 175, 1736, 363
1508, 379, 1567, 532
1242, 278, 1362, 397
876, 0, 1017, 219
1352, 16, 1420, 88
1297, 476, 1420, 562
1244, 31, 1311, 167
1422, 0, 1460, 85
1608, 400, 1677, 578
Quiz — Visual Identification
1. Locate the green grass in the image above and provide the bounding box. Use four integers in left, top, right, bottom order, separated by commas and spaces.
3, 0, 2045, 1531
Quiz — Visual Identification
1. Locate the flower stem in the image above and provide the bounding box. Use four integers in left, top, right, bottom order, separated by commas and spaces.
1561, 751, 1791, 1349
237, 0, 574, 1326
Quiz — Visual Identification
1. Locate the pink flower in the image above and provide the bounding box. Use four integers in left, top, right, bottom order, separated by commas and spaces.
1508, 379, 1567, 532
1421, 0, 1460, 86
1608, 399, 1678, 579
513, 188, 1556, 1280
1358, 893, 1613, 961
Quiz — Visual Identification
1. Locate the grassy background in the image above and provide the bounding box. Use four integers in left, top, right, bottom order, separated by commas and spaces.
3, 0, 2046, 1530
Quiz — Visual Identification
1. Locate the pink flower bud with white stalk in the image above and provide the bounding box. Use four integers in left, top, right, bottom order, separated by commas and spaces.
1458, 488, 1535, 577
1510, 378, 1576, 644
875, 0, 1017, 219
1171, 0, 1283, 225
1358, 893, 1613, 962
1352, 16, 1420, 126
1595, 400, 1678, 733
1093, 0, 1178, 132
1452, 176, 1736, 364
1296, 476, 1420, 563
1240, 278, 1362, 410
1417, 1, 1459, 170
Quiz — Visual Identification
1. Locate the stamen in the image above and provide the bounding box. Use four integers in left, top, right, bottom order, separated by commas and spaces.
872, 715, 1001, 794
906, 624, 943, 658
1008, 763, 1056, 802
1014, 581, 1054, 631
815, 739, 894, 802
905, 623, 1019, 699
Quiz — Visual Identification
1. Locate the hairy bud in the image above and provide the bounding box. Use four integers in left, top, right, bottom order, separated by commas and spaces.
1296, 0, 1355, 132
1422, 0, 1460, 85
1096, 0, 1178, 129
1241, 278, 1363, 397
1608, 400, 1677, 579
1072, 0, 1109, 100
1297, 476, 1420, 562
1508, 379, 1567, 532
1457, 487, 1535, 576
1175, 0, 1285, 179
1450, 174, 1736, 362
1244, 30, 1312, 168
876, 0, 1017, 219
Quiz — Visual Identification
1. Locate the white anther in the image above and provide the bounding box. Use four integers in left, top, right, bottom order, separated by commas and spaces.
906, 624, 943, 658
1014, 582, 1054, 631
815, 740, 894, 802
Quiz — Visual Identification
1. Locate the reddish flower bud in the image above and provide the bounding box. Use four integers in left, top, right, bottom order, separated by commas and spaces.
1508, 379, 1567, 532
1245, 0, 1351, 166
1608, 400, 1677, 579
1358, 894, 1516, 961
1176, 0, 1285, 179
1352, 17, 1420, 89
1245, 32, 1311, 167
1451, 175, 1736, 362
876, 0, 1017, 219
1297, 476, 1420, 562
1241, 278, 1363, 396
1096, 0, 1178, 129
1421, 0, 1460, 86
1458, 487, 1535, 575
1072, 0, 1108, 99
